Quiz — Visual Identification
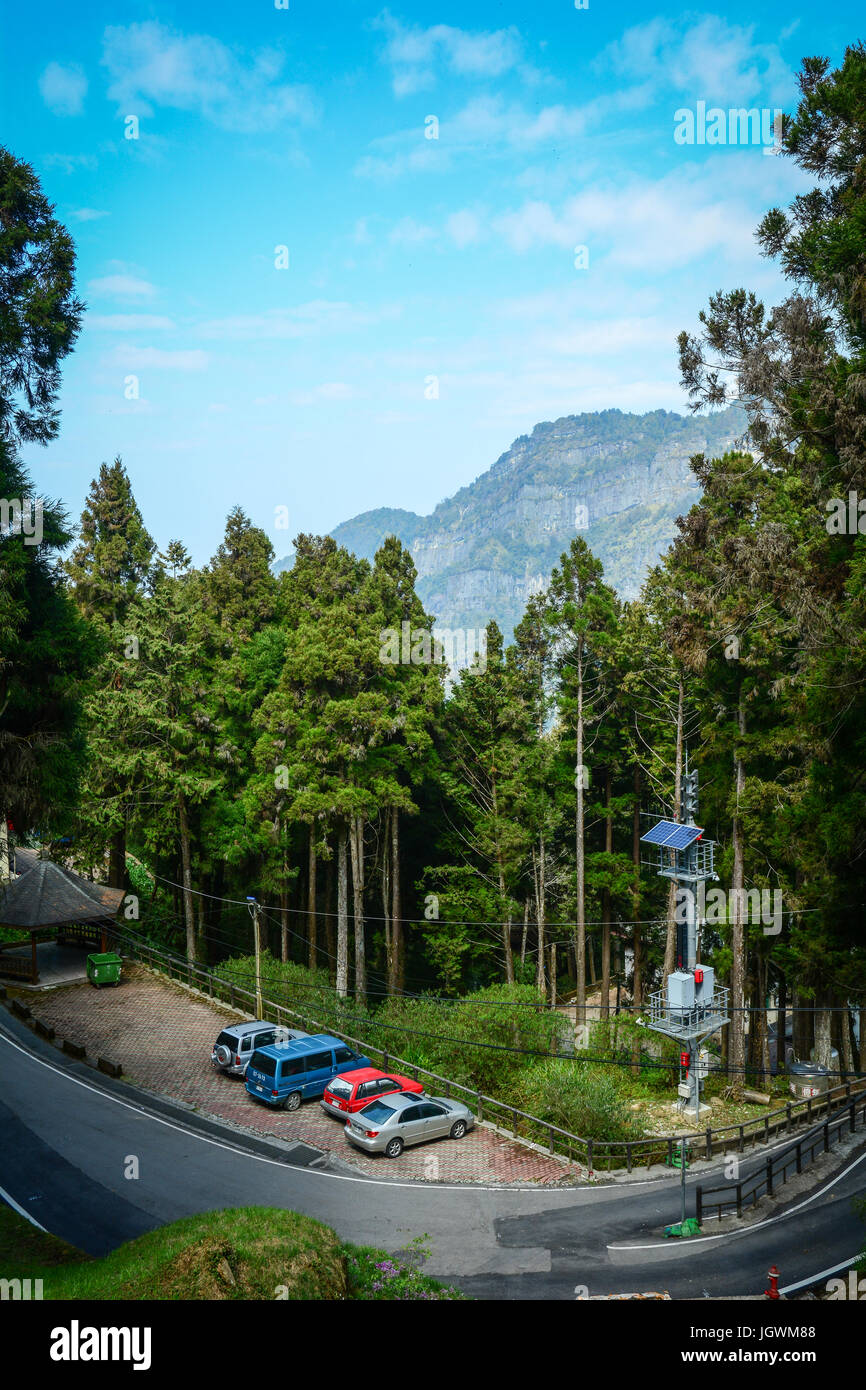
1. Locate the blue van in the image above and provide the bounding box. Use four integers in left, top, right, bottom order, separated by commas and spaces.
245, 1033, 370, 1111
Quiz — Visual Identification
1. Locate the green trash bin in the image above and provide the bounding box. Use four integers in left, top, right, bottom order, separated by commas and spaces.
87, 952, 123, 987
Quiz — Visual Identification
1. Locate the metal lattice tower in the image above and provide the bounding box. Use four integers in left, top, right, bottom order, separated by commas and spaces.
639, 758, 730, 1121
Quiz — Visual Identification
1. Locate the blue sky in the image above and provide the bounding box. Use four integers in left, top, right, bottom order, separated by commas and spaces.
3, 3, 860, 563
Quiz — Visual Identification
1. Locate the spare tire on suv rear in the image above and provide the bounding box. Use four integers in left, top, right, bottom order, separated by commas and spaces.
214, 1043, 232, 1068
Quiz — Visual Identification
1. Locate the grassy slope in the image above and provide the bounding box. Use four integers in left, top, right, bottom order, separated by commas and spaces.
0, 1205, 464, 1301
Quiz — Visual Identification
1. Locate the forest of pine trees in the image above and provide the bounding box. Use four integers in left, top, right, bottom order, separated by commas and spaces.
2, 47, 865, 1106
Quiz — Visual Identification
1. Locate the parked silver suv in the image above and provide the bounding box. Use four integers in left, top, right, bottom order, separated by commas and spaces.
211, 1021, 308, 1076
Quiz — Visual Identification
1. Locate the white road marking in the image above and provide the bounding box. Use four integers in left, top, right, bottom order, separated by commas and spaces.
779, 1254, 862, 1294
0, 1180, 48, 1231
606, 1149, 866, 1252
0, 1026, 578, 1197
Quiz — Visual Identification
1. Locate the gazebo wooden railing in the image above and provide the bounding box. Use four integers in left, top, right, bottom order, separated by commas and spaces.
0, 936, 39, 983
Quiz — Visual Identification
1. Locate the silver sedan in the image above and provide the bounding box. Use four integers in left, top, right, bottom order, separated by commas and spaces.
345, 1092, 475, 1158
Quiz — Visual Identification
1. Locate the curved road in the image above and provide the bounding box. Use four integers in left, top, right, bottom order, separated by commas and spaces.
1, 1016, 863, 1300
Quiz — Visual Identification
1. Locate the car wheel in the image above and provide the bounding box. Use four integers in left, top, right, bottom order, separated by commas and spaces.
283, 1091, 302, 1111
214, 1044, 232, 1069
450, 1120, 467, 1139
385, 1137, 404, 1158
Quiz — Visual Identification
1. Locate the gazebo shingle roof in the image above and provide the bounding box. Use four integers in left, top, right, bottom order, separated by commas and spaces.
0, 859, 124, 930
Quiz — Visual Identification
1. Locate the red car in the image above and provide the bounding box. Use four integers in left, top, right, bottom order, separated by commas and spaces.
320, 1067, 423, 1119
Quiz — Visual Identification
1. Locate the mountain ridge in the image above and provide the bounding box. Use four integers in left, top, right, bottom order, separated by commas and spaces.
275, 404, 747, 646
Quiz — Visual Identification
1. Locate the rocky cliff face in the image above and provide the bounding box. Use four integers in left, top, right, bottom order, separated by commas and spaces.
277, 405, 746, 646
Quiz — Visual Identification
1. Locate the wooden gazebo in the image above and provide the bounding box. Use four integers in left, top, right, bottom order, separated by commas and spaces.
0, 859, 124, 985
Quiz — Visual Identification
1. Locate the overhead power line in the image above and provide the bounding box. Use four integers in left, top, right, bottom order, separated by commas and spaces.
146, 868, 825, 931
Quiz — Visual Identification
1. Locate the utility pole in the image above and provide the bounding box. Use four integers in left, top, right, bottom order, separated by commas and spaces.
247, 896, 263, 1018
640, 753, 730, 1232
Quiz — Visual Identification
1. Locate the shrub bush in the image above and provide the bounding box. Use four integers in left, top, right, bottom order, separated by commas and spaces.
516, 1059, 643, 1143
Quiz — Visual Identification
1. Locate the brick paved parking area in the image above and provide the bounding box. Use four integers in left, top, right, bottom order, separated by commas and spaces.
23, 965, 577, 1186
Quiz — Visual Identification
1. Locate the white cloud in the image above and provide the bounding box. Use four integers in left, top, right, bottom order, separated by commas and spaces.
600, 17, 794, 107
69, 207, 110, 222
101, 21, 316, 133
88, 314, 174, 331
43, 152, 98, 174
109, 345, 208, 371
39, 62, 88, 116
198, 301, 400, 341
496, 283, 663, 321
355, 142, 444, 181
490, 166, 766, 270
288, 382, 363, 405
375, 16, 530, 96
88, 273, 157, 299
355, 95, 589, 180
546, 318, 676, 357
446, 209, 483, 248
388, 217, 436, 245
495, 200, 571, 254
316, 382, 358, 399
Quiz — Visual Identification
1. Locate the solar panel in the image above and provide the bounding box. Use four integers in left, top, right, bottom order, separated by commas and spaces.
640, 819, 703, 850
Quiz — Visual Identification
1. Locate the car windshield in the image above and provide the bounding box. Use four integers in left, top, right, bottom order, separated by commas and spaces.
328, 1078, 353, 1098
215, 1031, 235, 1048
359, 1101, 396, 1123
250, 1051, 276, 1077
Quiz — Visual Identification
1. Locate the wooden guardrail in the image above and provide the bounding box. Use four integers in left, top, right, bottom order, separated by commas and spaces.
108, 927, 866, 1175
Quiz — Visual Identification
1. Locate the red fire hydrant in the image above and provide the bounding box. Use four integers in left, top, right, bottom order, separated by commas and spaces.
765, 1265, 780, 1299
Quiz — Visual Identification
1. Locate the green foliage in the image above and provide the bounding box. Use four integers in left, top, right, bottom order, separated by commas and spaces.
8, 48, 866, 1156
0, 1203, 463, 1301
855, 1199, 866, 1277
345, 1236, 466, 1301
64, 458, 155, 629
516, 1060, 643, 1143
0, 442, 96, 831
588, 1016, 680, 1094
217, 949, 338, 1021
359, 983, 568, 1093
0, 145, 84, 449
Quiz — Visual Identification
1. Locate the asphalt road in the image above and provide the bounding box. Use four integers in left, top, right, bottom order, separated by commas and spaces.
1, 1016, 863, 1300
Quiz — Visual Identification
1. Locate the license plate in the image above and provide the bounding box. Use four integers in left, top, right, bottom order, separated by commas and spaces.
256, 1085, 263, 1092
